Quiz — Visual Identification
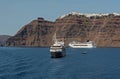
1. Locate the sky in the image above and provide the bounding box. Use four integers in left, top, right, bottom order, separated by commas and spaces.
0, 0, 120, 36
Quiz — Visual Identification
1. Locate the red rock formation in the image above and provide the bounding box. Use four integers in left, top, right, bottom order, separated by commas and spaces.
6, 13, 120, 47
6, 17, 54, 47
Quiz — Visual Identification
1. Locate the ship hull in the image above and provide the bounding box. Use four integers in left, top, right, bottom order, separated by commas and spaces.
69, 42, 96, 48
50, 48, 66, 58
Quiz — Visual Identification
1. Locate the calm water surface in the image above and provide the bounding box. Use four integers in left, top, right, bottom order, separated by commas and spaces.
0, 47, 120, 79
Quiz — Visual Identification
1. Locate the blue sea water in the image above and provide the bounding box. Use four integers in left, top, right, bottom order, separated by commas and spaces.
0, 47, 120, 79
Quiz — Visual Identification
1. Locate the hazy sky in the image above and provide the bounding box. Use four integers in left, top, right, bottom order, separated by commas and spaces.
0, 0, 120, 35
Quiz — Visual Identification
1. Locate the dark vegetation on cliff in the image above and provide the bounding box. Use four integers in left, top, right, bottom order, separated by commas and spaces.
6, 13, 120, 47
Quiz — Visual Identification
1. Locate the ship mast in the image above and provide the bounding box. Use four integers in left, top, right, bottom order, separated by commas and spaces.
52, 32, 57, 43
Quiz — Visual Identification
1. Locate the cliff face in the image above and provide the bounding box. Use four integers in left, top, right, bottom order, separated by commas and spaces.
55, 14, 120, 47
6, 18, 54, 47
6, 13, 120, 47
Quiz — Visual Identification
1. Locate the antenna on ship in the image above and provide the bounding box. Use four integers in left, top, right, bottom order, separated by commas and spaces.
52, 32, 57, 44
52, 25, 58, 44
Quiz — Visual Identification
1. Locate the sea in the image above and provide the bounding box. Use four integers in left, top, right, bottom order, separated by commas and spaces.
0, 47, 120, 79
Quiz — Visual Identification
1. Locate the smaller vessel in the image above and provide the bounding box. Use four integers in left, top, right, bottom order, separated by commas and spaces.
82, 51, 87, 54
50, 33, 66, 58
69, 40, 96, 48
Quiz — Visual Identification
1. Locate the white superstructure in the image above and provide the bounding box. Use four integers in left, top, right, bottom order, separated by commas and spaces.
69, 41, 96, 48
50, 40, 65, 52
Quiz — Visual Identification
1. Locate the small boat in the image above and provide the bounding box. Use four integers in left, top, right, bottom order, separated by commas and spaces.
81, 51, 87, 54
50, 33, 66, 58
69, 40, 96, 48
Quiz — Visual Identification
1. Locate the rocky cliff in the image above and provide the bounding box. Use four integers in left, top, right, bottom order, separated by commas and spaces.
6, 12, 120, 47
6, 18, 54, 47
0, 35, 11, 46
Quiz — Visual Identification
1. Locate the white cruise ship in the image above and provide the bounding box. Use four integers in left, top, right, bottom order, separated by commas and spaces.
50, 33, 66, 58
69, 40, 96, 48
